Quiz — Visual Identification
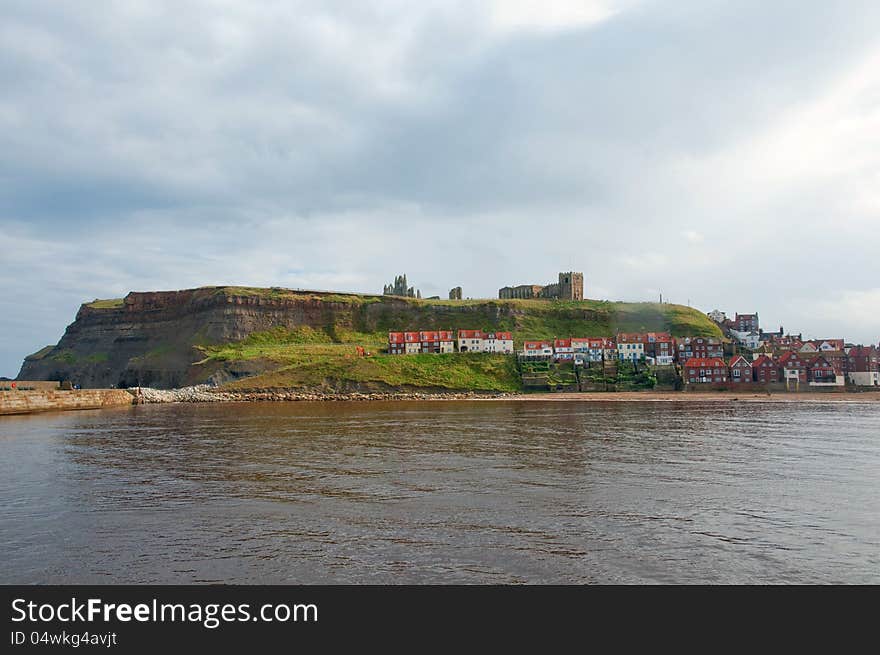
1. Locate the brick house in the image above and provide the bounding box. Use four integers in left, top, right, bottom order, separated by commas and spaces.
847, 345, 880, 386
771, 334, 804, 351
728, 355, 753, 384
821, 350, 849, 378
778, 351, 808, 385
645, 332, 675, 364
735, 313, 759, 333
677, 337, 723, 363
483, 331, 513, 354
684, 357, 728, 384
751, 355, 779, 384
807, 354, 842, 386
457, 329, 484, 353
388, 332, 406, 355
418, 331, 440, 354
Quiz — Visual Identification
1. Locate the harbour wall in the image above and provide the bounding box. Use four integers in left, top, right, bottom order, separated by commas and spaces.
0, 389, 135, 416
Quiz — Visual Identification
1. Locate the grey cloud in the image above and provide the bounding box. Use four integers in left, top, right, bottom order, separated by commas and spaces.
2, 0, 880, 375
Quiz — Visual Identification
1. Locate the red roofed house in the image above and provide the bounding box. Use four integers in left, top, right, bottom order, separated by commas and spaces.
570, 337, 591, 362
817, 339, 845, 352
388, 332, 406, 355
419, 330, 440, 354
616, 333, 646, 361
645, 332, 675, 365
457, 330, 484, 353
821, 350, 849, 379
728, 355, 753, 384
751, 355, 779, 384
571, 337, 609, 363
554, 338, 574, 361
437, 330, 456, 353
483, 331, 513, 354
778, 351, 808, 388
771, 334, 803, 351
677, 337, 723, 363
807, 354, 842, 386
684, 357, 728, 384
847, 345, 880, 386
404, 331, 421, 354
522, 340, 554, 358
590, 337, 617, 361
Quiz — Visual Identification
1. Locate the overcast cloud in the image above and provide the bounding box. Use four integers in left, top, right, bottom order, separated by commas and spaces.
2, 0, 880, 375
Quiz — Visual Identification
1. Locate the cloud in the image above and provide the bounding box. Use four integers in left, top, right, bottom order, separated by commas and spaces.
810, 290, 880, 343
487, 0, 630, 34
1, 0, 880, 375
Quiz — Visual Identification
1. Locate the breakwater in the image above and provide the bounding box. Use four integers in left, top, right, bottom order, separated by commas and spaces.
136, 385, 515, 403
0, 389, 134, 415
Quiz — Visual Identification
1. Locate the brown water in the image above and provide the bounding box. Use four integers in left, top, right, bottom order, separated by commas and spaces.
1, 400, 878, 584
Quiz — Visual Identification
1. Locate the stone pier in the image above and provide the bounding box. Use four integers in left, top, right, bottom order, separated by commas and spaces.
0, 389, 135, 416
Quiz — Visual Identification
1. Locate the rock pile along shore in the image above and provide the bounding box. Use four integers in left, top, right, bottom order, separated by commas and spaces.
134, 385, 514, 403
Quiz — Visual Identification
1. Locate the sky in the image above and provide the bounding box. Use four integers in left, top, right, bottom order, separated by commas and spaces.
2, 0, 880, 376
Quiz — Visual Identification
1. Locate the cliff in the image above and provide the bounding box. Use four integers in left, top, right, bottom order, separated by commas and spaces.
18, 286, 723, 390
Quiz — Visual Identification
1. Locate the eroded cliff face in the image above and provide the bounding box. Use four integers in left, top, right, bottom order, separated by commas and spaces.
16, 287, 528, 388
18, 288, 380, 388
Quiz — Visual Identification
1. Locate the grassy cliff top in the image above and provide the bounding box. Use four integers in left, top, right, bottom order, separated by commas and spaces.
83, 286, 722, 342
84, 284, 718, 331
85, 297, 125, 309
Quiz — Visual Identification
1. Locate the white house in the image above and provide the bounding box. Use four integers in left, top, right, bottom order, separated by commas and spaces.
483, 331, 514, 354
707, 309, 727, 323
457, 329, 484, 353
730, 329, 761, 349
616, 334, 645, 362
522, 340, 553, 358
404, 331, 421, 354
438, 330, 456, 353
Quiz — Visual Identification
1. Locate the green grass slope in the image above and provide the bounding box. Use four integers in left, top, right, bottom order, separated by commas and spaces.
192, 293, 721, 391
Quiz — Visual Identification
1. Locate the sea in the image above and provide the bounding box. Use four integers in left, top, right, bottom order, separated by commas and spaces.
1, 400, 878, 583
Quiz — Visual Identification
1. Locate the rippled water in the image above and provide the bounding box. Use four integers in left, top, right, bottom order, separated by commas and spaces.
1, 400, 878, 583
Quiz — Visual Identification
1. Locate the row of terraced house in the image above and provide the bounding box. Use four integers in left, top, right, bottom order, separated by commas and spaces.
522, 333, 720, 366
387, 330, 514, 355
388, 331, 721, 364
387, 329, 880, 387
685, 346, 880, 388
